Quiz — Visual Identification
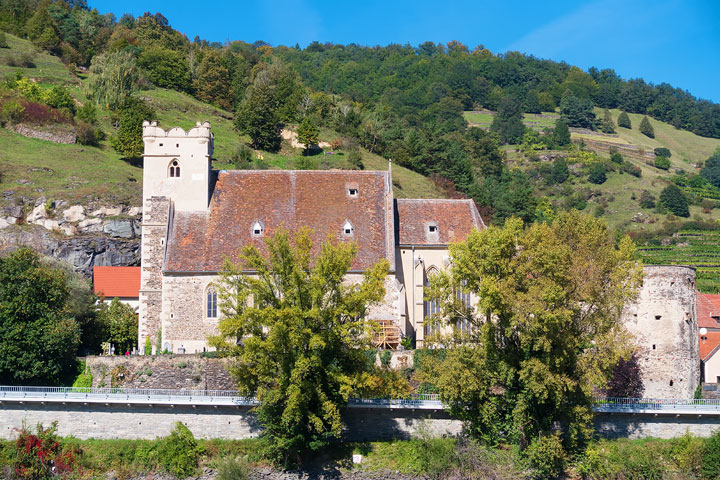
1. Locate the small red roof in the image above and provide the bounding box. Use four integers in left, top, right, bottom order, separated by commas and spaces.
698, 293, 720, 329
93, 266, 141, 298
700, 331, 720, 361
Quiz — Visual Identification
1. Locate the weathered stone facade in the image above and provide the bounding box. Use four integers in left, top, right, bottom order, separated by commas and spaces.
621, 266, 700, 398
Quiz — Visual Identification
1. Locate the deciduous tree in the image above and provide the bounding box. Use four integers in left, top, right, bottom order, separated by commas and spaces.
0, 248, 81, 385
211, 228, 395, 466
424, 212, 641, 455
88, 50, 139, 110
490, 95, 525, 144
111, 97, 155, 159
296, 116, 319, 155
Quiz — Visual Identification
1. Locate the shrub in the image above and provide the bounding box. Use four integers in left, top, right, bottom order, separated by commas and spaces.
76, 103, 97, 125
623, 161, 642, 177
0, 100, 24, 125
156, 422, 201, 477
215, 455, 251, 480
232, 144, 254, 169
588, 163, 607, 184
639, 191, 656, 209
12, 422, 80, 479
379, 350, 392, 367
617, 111, 631, 128
660, 184, 690, 217
525, 433, 565, 479
72, 364, 93, 389
702, 430, 720, 478
0, 32, 8, 48
609, 148, 624, 164
144, 336, 152, 355
76, 121, 99, 146
654, 147, 671, 158
348, 149, 364, 169
42, 86, 75, 114
655, 156, 671, 170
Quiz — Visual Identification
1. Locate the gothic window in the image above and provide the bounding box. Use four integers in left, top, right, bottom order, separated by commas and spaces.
424, 267, 440, 337
169, 160, 181, 178
455, 280, 472, 334
206, 288, 217, 318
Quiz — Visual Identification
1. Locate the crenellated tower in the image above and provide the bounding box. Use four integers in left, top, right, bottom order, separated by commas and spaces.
138, 121, 214, 352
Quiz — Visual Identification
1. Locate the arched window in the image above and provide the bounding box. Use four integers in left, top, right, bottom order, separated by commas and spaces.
455, 280, 471, 334
206, 288, 217, 318
169, 160, 181, 178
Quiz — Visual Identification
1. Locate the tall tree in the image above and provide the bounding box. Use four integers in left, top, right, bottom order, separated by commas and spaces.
137, 47, 190, 91
236, 81, 282, 151
552, 119, 571, 147
424, 212, 641, 454
88, 50, 139, 110
111, 97, 155, 159
639, 115, 655, 138
617, 111, 632, 128
0, 248, 81, 385
559, 91, 596, 129
599, 108, 616, 134
296, 116, 319, 155
490, 96, 525, 144
701, 148, 720, 188
210, 229, 393, 466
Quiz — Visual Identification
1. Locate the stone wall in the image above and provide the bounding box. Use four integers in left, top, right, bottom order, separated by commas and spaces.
84, 355, 236, 391
621, 266, 700, 398
595, 413, 720, 439
162, 273, 220, 354
0, 403, 461, 441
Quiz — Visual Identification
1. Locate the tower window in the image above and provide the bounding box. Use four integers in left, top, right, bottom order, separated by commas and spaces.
207, 289, 217, 318
343, 220, 354, 236
169, 160, 181, 178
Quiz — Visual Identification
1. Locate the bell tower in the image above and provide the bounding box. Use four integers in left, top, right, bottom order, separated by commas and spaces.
138, 121, 214, 353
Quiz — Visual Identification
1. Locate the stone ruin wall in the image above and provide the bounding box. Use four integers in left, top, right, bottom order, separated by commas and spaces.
622, 265, 700, 399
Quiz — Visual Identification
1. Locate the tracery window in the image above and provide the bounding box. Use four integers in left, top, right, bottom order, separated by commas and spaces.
206, 288, 217, 318
169, 160, 181, 178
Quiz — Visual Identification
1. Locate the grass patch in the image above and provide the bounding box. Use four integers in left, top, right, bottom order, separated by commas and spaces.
0, 33, 78, 87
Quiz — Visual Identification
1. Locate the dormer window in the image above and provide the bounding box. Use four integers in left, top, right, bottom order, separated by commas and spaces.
348, 188, 358, 197
169, 160, 180, 178
252, 221, 264, 237
343, 220, 354, 236
428, 225, 437, 233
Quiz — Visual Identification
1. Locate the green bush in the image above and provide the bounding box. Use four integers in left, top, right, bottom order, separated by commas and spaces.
660, 184, 690, 217
655, 156, 671, 170
72, 364, 93, 389
379, 350, 392, 368
156, 422, 202, 477
144, 336, 152, 356
76, 121, 99, 146
654, 147, 672, 158
609, 148, 624, 164
623, 161, 642, 177
0, 32, 8, 49
639, 190, 656, 209
588, 163, 607, 184
233, 144, 254, 169
215, 455, 251, 480
702, 430, 720, 478
76, 103, 98, 125
525, 433, 565, 479
0, 100, 24, 125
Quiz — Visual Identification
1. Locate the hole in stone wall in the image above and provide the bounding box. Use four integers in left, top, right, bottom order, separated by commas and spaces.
655, 315, 662, 320
670, 380, 674, 386
652, 344, 656, 350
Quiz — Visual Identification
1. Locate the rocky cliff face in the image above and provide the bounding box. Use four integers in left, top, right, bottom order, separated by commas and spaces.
0, 198, 141, 276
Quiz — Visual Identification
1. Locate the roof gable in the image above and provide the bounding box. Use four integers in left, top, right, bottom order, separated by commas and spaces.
396, 198, 485, 246
698, 293, 720, 329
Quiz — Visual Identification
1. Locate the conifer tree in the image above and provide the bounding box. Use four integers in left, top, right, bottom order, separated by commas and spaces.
490, 95, 525, 144
640, 116, 655, 138
552, 119, 571, 147
659, 184, 689, 217
617, 111, 632, 129
600, 108, 615, 134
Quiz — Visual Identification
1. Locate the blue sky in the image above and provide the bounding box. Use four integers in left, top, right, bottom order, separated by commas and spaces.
90, 0, 720, 102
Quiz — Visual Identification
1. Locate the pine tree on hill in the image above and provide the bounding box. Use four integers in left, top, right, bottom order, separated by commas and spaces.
640, 116, 655, 138
659, 184, 689, 217
552, 119, 571, 147
617, 111, 632, 129
490, 96, 525, 144
600, 108, 616, 134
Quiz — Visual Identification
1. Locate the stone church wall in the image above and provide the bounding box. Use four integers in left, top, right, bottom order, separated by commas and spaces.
162, 273, 220, 354
621, 266, 699, 398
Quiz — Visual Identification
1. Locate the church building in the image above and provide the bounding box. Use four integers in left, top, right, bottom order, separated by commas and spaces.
138, 121, 484, 354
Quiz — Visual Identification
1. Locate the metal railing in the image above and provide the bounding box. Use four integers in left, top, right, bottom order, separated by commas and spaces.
0, 386, 444, 409
594, 397, 720, 414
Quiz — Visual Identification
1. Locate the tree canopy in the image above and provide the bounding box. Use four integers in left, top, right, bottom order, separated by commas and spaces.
423, 212, 642, 455
210, 228, 398, 466
0, 248, 81, 385
659, 184, 689, 217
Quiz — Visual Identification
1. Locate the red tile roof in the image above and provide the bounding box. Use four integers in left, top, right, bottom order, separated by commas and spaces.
93, 266, 141, 298
396, 199, 485, 245
164, 170, 395, 273
698, 293, 720, 329
700, 331, 720, 361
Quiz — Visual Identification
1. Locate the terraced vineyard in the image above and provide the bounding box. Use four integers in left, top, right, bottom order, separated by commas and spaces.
638, 230, 720, 293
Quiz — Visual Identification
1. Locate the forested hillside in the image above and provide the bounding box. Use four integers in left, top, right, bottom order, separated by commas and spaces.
1, 1, 720, 288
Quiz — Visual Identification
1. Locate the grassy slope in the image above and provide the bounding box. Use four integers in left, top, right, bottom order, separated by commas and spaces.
0, 34, 442, 208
